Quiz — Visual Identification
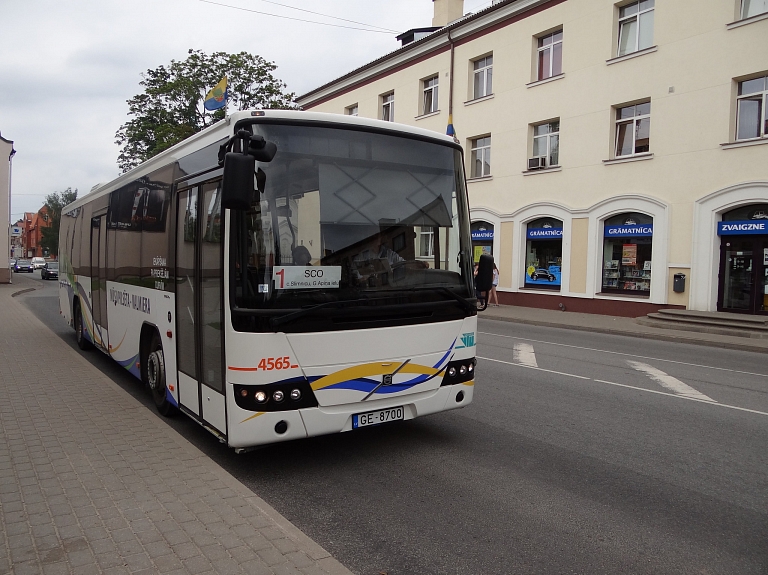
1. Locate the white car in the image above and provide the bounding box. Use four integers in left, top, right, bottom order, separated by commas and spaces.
31, 257, 46, 270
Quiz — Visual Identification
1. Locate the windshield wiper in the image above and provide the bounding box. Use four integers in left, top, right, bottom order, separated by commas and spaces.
269, 299, 368, 329
411, 286, 476, 314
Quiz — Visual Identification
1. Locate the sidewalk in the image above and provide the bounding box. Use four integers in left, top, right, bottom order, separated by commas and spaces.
479, 303, 768, 354
0, 274, 353, 575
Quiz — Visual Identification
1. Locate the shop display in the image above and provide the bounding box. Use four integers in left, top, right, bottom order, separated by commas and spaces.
602, 213, 653, 294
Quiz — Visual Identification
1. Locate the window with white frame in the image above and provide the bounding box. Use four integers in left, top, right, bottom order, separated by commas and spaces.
346, 104, 358, 116
615, 102, 650, 157
470, 136, 491, 178
532, 120, 560, 167
741, 0, 768, 18
617, 0, 654, 57
736, 75, 768, 140
381, 93, 394, 122
422, 76, 439, 115
419, 227, 435, 257
472, 55, 493, 99
537, 30, 563, 80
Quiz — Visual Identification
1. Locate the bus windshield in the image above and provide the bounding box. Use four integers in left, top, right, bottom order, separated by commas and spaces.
229, 123, 474, 333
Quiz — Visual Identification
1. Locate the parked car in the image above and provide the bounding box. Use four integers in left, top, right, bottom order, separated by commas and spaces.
13, 259, 33, 273
31, 257, 47, 269
530, 268, 557, 282
41, 261, 59, 280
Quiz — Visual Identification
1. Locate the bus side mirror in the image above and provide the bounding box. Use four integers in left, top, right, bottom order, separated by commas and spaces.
221, 152, 255, 211
476, 254, 494, 293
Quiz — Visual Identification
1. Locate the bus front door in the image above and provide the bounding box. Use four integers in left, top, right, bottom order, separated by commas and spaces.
175, 183, 226, 436
89, 215, 107, 348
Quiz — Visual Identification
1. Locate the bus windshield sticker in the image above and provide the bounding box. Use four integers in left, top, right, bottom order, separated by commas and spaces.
273, 266, 342, 290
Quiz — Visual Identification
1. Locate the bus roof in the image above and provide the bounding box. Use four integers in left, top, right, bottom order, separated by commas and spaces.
65, 110, 458, 213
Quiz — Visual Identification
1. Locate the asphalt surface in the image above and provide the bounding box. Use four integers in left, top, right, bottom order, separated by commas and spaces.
20, 274, 768, 575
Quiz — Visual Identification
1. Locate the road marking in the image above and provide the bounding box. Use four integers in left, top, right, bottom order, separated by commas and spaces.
627, 360, 715, 402
478, 356, 590, 379
513, 342, 537, 367
479, 331, 768, 378
476, 357, 768, 418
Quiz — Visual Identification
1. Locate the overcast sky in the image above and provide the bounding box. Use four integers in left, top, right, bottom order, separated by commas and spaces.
0, 0, 492, 221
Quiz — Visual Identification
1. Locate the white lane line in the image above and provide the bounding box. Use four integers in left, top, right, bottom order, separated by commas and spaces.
477, 357, 768, 418
478, 356, 590, 379
479, 331, 768, 378
627, 360, 716, 402
513, 342, 538, 367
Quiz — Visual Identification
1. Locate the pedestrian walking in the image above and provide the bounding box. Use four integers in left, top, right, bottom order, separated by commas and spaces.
489, 262, 500, 306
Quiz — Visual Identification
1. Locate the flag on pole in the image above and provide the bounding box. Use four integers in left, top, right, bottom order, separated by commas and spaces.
446, 113, 456, 137
204, 76, 228, 111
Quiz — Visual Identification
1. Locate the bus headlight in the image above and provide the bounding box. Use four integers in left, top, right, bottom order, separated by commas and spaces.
255, 391, 268, 403
447, 367, 457, 377
290, 389, 301, 401
273, 390, 285, 403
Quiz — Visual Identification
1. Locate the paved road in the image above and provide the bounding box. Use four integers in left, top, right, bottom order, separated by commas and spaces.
21, 275, 768, 575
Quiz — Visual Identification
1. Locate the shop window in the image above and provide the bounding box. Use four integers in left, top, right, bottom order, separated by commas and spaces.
471, 221, 494, 262
524, 217, 563, 289
601, 212, 653, 294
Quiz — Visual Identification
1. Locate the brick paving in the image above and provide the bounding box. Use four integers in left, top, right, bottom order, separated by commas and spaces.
0, 275, 353, 575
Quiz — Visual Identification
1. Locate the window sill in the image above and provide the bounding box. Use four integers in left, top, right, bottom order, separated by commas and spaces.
526, 74, 565, 88
464, 94, 494, 106
466, 175, 493, 183
727, 11, 768, 29
603, 153, 653, 165
522, 166, 562, 176
598, 291, 650, 299
606, 46, 658, 66
720, 137, 768, 149
415, 110, 441, 120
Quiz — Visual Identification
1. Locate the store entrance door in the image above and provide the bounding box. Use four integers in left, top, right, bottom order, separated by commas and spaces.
718, 236, 768, 314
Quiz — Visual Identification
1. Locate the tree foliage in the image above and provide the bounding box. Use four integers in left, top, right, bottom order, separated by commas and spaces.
40, 187, 78, 257
115, 49, 296, 173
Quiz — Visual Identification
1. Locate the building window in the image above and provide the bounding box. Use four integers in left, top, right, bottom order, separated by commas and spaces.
617, 0, 654, 57
615, 101, 650, 157
601, 212, 653, 294
736, 75, 767, 140
419, 227, 435, 257
537, 30, 563, 80
532, 120, 560, 167
525, 218, 563, 290
422, 76, 439, 115
741, 0, 768, 18
346, 104, 358, 116
381, 93, 394, 122
470, 136, 491, 178
472, 55, 493, 99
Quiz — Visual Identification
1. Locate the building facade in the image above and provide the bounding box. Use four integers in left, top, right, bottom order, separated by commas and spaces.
296, 0, 768, 316
1, 133, 15, 284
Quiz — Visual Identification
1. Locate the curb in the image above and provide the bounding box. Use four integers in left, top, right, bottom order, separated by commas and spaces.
479, 313, 768, 354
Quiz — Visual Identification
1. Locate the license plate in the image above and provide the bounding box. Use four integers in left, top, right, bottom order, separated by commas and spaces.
352, 406, 404, 429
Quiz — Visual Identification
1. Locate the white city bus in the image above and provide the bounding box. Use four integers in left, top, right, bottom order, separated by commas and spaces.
59, 110, 486, 450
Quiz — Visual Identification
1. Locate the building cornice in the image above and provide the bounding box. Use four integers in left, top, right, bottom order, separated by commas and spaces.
296, 0, 565, 108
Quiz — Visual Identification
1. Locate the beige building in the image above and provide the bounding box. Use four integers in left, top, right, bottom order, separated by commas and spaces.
1, 133, 15, 284
297, 0, 768, 316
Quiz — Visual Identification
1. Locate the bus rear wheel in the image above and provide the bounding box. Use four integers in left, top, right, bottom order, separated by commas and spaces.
145, 334, 176, 417
74, 304, 92, 351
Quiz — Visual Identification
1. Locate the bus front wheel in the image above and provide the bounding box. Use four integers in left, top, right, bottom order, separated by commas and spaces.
74, 304, 92, 351
145, 334, 175, 417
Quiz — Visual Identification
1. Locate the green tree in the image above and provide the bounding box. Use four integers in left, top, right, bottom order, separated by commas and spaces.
40, 187, 78, 257
115, 49, 296, 172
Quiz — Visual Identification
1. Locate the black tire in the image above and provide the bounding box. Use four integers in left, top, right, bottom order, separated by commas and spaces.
144, 334, 176, 417
74, 303, 92, 351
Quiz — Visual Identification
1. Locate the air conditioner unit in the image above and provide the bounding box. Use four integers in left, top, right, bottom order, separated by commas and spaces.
528, 157, 546, 170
